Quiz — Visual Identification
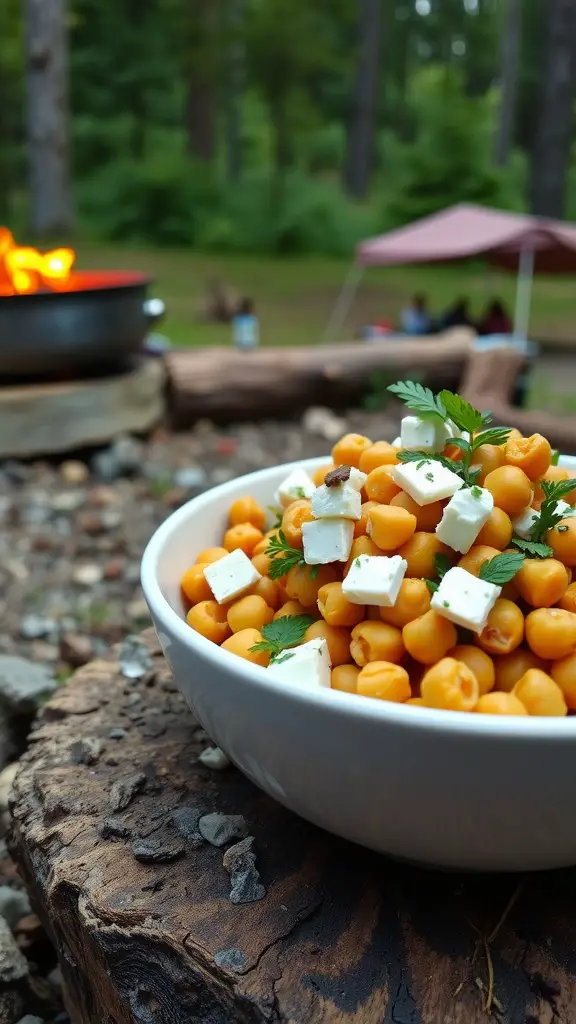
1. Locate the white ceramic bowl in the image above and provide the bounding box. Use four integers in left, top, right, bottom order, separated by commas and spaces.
142, 456, 576, 871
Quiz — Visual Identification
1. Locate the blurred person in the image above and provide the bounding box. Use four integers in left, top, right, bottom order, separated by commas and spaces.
233, 297, 259, 350
477, 298, 512, 336
438, 296, 474, 331
400, 293, 431, 335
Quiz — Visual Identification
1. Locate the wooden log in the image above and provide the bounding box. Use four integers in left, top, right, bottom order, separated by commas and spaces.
9, 631, 576, 1024
165, 330, 474, 425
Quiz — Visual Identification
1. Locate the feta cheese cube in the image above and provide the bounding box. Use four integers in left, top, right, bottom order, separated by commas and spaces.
435, 486, 494, 554
311, 482, 361, 520
203, 548, 261, 604
267, 638, 331, 689
392, 460, 463, 506
342, 554, 407, 607
302, 518, 354, 564
400, 415, 440, 452
275, 467, 315, 509
431, 566, 501, 633
392, 436, 401, 447
555, 500, 576, 519
512, 506, 540, 540
347, 467, 368, 492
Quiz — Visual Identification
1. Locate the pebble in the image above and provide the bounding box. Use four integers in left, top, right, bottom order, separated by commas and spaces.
214, 948, 246, 973
92, 435, 144, 480
59, 633, 93, 668
172, 466, 208, 490
118, 636, 153, 679
19, 615, 56, 640
108, 727, 127, 740
87, 485, 118, 508
222, 837, 266, 904
172, 807, 203, 848
100, 818, 133, 840
50, 491, 85, 513
302, 406, 348, 441
0, 914, 28, 981
198, 813, 248, 848
0, 656, 55, 714
198, 746, 230, 771
131, 837, 185, 863
109, 772, 146, 812
60, 459, 89, 485
72, 564, 104, 586
69, 737, 101, 765
0, 885, 32, 929
126, 598, 151, 623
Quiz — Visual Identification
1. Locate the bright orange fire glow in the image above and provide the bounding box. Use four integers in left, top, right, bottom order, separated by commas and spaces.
0, 227, 75, 296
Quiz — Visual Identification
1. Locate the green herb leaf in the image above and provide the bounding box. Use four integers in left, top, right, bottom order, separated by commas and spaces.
531, 480, 576, 542
387, 381, 446, 420
265, 530, 306, 579
424, 579, 439, 594
249, 615, 314, 658
293, 487, 306, 499
471, 486, 483, 498
396, 450, 462, 474
551, 449, 560, 466
434, 552, 451, 580
437, 390, 484, 435
511, 538, 554, 558
478, 551, 525, 585
467, 466, 483, 486
270, 651, 295, 665
448, 436, 472, 455
541, 479, 576, 503
471, 427, 511, 450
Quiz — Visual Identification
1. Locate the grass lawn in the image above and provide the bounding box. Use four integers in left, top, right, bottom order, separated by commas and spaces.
74, 245, 576, 350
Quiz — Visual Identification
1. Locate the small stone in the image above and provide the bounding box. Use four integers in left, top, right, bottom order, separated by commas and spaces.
214, 948, 246, 973
103, 559, 124, 580
210, 467, 234, 485
50, 491, 85, 513
59, 633, 93, 668
118, 636, 153, 679
124, 692, 142, 707
0, 656, 55, 714
88, 485, 118, 508
302, 406, 347, 441
198, 813, 248, 848
222, 836, 266, 905
126, 598, 151, 624
70, 737, 101, 765
0, 914, 28, 981
92, 435, 144, 480
60, 460, 89, 485
172, 807, 203, 848
109, 772, 146, 812
0, 763, 18, 812
173, 466, 208, 490
0, 886, 32, 929
72, 564, 104, 586
108, 727, 127, 740
100, 818, 133, 840
131, 838, 185, 863
198, 746, 230, 771
76, 511, 105, 535
19, 615, 56, 640
2, 461, 29, 484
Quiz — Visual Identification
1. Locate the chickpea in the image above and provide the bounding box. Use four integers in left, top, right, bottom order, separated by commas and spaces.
305, 621, 351, 666
448, 644, 495, 695
273, 599, 309, 620
227, 594, 274, 633
350, 620, 405, 666
312, 463, 335, 487
475, 507, 513, 550
515, 557, 569, 608
547, 519, 576, 567
221, 628, 271, 667
356, 662, 411, 702
402, 610, 457, 664
358, 441, 398, 474
285, 563, 339, 608
331, 664, 360, 694
281, 499, 314, 549
186, 600, 231, 644
469, 444, 506, 485
421, 658, 479, 712
223, 522, 263, 556
354, 501, 380, 538
513, 669, 567, 716
483, 466, 532, 518
344, 536, 382, 576
318, 581, 365, 627
252, 551, 274, 577
525, 607, 576, 660
368, 505, 417, 551
477, 599, 524, 656
458, 544, 502, 577
365, 464, 402, 504
332, 433, 373, 469
398, 533, 451, 580
249, 576, 283, 610
181, 564, 213, 606
380, 578, 431, 628
196, 546, 229, 565
476, 693, 528, 715
558, 581, 576, 613
505, 433, 551, 480
494, 649, 548, 692
390, 491, 446, 531
228, 496, 267, 531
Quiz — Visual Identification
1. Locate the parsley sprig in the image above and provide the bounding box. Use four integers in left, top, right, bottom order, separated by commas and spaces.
478, 551, 525, 585
387, 381, 446, 419
529, 478, 576, 545
265, 530, 319, 580
249, 615, 314, 662
511, 538, 554, 558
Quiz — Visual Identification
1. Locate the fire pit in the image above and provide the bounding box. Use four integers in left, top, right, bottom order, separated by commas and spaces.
0, 228, 159, 380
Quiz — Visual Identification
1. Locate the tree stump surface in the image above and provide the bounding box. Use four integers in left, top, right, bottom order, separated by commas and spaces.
10, 631, 576, 1024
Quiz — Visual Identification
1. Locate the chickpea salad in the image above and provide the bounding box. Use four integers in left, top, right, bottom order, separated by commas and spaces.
181, 381, 576, 717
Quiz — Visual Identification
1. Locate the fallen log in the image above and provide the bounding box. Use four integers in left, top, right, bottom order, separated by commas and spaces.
166, 329, 474, 425
10, 630, 576, 1024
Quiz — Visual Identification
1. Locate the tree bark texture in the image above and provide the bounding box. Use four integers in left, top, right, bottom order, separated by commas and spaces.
343, 0, 381, 199
530, 0, 576, 217
225, 0, 245, 182
185, 0, 216, 161
493, 0, 522, 166
9, 630, 576, 1024
24, 0, 73, 236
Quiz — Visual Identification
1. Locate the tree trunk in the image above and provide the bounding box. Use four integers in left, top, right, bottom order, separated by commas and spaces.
225, 0, 244, 182
185, 0, 216, 162
343, 0, 381, 199
493, 0, 522, 166
24, 0, 73, 236
530, 0, 576, 217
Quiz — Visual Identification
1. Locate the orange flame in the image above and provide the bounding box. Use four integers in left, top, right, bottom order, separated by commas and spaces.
0, 227, 75, 295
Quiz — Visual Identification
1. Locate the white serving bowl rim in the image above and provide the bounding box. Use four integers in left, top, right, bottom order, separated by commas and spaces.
141, 455, 576, 742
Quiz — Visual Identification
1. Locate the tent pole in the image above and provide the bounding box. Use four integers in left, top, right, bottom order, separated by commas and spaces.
513, 249, 534, 341
322, 264, 364, 344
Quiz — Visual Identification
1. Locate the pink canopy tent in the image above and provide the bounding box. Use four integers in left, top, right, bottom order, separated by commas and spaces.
325, 203, 576, 341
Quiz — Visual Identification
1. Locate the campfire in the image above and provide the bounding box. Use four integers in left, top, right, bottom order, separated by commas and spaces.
0, 226, 75, 296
